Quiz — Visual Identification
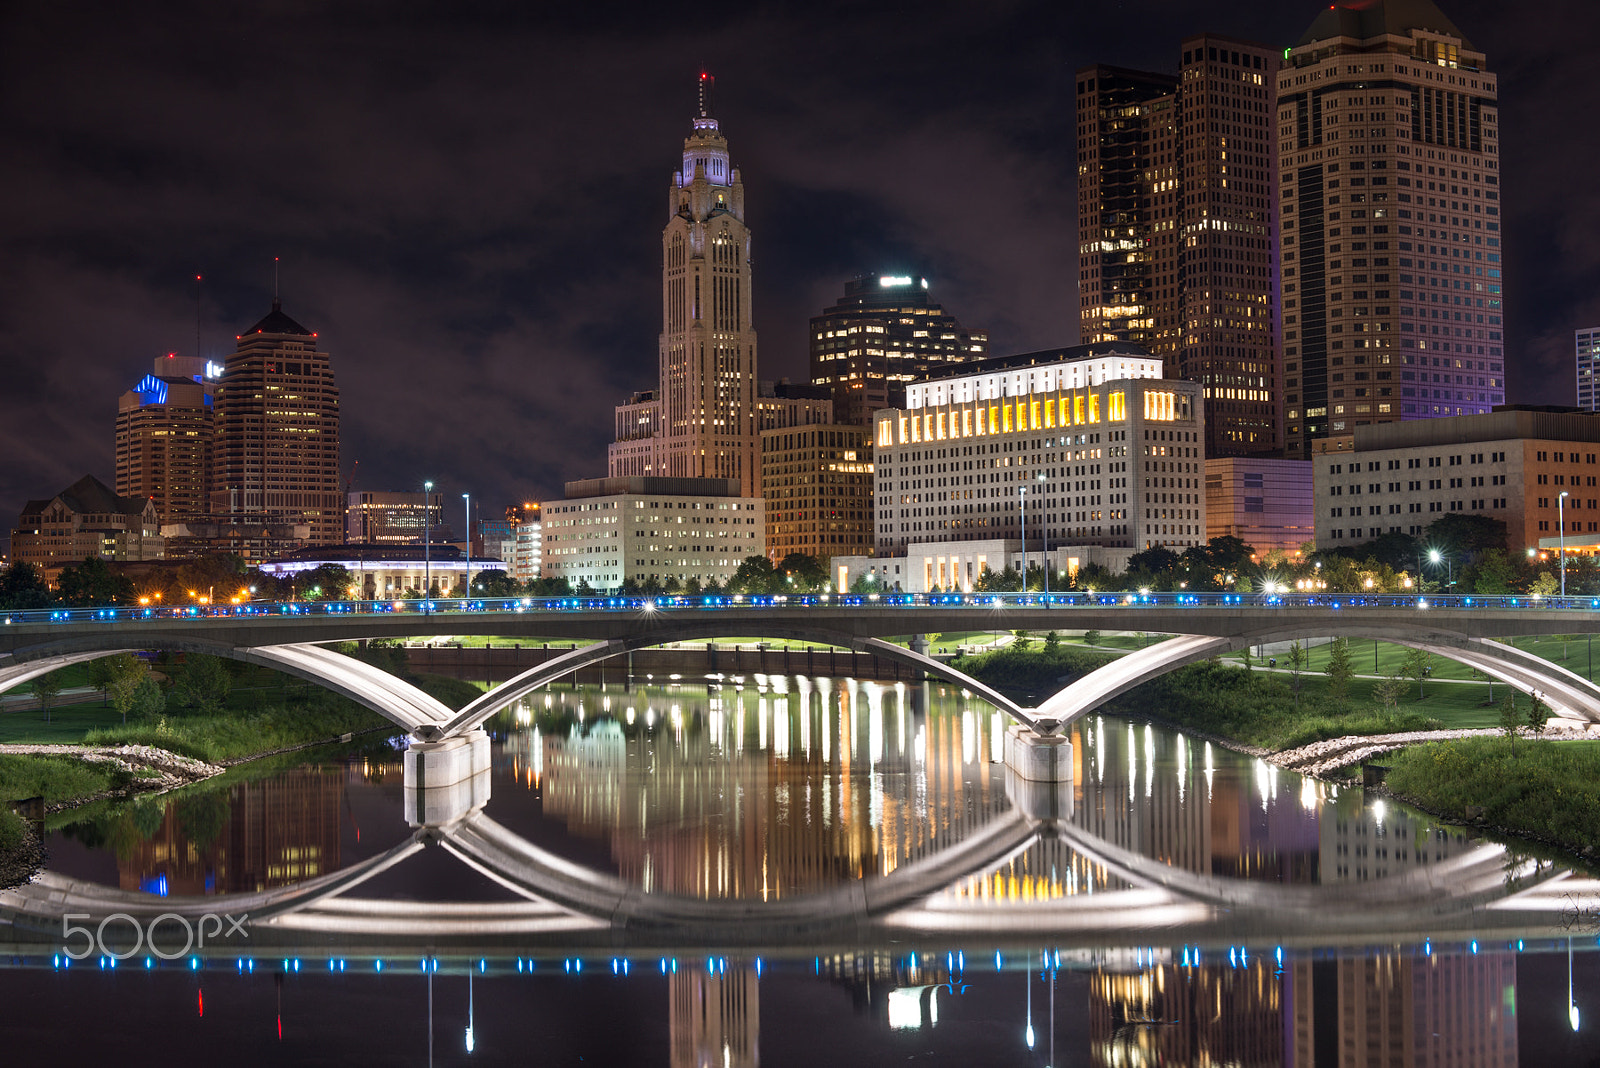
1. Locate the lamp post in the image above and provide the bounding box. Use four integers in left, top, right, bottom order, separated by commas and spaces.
1037, 471, 1049, 595
1019, 483, 1028, 592
423, 479, 434, 614
1427, 548, 1452, 592
1560, 491, 1570, 597
463, 492, 472, 598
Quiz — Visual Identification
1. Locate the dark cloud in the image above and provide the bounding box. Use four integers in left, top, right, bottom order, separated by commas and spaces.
1, 0, 1595, 545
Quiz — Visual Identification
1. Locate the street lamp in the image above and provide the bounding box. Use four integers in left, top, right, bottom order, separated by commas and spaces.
1560, 491, 1570, 597
1037, 471, 1049, 595
423, 479, 434, 614
463, 492, 472, 597
1427, 548, 1452, 592
1019, 483, 1028, 592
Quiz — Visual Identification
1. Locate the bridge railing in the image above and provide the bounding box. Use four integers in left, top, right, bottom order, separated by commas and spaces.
5, 590, 1600, 627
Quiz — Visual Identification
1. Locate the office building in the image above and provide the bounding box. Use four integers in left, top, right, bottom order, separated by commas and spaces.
345, 490, 443, 545
1578, 327, 1600, 411
1312, 408, 1600, 551
513, 506, 542, 582
761, 424, 873, 562
210, 299, 343, 544
541, 476, 764, 591
1077, 34, 1282, 458
10, 474, 164, 582
871, 343, 1205, 554
607, 75, 766, 496
114, 352, 215, 525
809, 275, 988, 428
1205, 457, 1315, 555
1279, 0, 1503, 457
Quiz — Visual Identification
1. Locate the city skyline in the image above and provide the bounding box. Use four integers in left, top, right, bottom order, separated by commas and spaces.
0, 0, 1594, 546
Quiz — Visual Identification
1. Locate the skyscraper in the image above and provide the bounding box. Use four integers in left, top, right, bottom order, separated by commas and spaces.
115, 352, 215, 525
210, 300, 343, 545
1077, 34, 1282, 459
1278, 0, 1503, 458
1578, 327, 1600, 411
609, 74, 762, 496
808, 275, 988, 428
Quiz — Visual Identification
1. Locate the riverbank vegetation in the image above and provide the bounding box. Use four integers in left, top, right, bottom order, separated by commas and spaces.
1384, 738, 1600, 858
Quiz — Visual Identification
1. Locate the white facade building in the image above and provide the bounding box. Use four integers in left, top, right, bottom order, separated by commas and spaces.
542, 476, 764, 591
873, 344, 1206, 556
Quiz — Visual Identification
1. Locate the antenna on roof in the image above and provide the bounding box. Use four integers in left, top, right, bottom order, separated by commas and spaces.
194, 274, 203, 360
698, 69, 714, 119
273, 256, 280, 306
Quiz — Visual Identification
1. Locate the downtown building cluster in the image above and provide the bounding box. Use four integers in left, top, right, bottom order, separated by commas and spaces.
18, 0, 1591, 592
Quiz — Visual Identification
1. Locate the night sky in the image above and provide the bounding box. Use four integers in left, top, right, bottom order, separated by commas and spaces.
2, 0, 1596, 545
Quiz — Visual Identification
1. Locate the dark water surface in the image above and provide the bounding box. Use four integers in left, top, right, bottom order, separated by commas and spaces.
3, 676, 1598, 1065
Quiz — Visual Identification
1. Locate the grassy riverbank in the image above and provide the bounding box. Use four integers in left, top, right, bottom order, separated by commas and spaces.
1384, 738, 1600, 858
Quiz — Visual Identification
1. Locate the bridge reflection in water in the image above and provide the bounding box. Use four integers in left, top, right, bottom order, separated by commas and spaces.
2, 679, 1594, 1064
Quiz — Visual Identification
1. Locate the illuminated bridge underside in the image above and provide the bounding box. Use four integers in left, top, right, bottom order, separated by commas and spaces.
5, 611, 1600, 737
1034, 625, 1600, 728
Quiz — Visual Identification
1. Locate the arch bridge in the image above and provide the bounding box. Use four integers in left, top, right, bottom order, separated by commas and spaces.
4, 596, 1600, 742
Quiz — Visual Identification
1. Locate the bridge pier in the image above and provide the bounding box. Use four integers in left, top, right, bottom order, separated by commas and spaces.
403, 729, 492, 828
1002, 723, 1072, 785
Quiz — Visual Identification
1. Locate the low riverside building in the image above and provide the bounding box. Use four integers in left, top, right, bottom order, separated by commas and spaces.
257, 544, 505, 598
1313, 407, 1600, 551
541, 476, 764, 591
872, 343, 1207, 556
831, 540, 1135, 594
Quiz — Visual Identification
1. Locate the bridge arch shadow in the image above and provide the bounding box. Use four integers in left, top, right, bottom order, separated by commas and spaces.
1034, 624, 1600, 728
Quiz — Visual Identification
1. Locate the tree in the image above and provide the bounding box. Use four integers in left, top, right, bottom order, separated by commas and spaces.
1126, 546, 1181, 590
1072, 562, 1119, 592
84, 657, 116, 705
31, 670, 63, 723
470, 569, 519, 598
1324, 637, 1354, 698
1462, 548, 1519, 594
1043, 631, 1060, 650
1083, 629, 1102, 647
1498, 690, 1521, 754
1287, 640, 1305, 697
1424, 513, 1508, 556
574, 578, 596, 596
973, 565, 1021, 592
130, 674, 165, 720
1012, 629, 1031, 649
0, 561, 53, 609
1531, 571, 1559, 597
106, 654, 151, 726
728, 555, 779, 595
56, 556, 135, 607
775, 553, 827, 592
175, 653, 231, 714
1372, 674, 1406, 707
1525, 691, 1551, 736
1400, 647, 1433, 699
294, 563, 355, 602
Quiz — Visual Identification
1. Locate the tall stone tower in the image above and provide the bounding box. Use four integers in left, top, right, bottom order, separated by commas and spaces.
209, 300, 342, 544
611, 74, 761, 496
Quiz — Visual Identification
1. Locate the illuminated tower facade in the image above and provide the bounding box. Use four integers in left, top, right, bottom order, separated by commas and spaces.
1077, 34, 1282, 459
1279, 0, 1503, 458
210, 300, 343, 544
610, 74, 761, 496
115, 352, 215, 525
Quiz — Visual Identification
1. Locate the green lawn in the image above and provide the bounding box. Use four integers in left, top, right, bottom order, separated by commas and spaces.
0, 704, 132, 744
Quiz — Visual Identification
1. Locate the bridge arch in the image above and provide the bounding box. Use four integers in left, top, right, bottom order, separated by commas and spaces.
0, 622, 1037, 741
429, 625, 1039, 740
1034, 624, 1600, 728
0, 639, 453, 736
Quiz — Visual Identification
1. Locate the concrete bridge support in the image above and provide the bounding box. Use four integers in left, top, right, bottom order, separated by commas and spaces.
1002, 724, 1073, 786
404, 729, 492, 827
